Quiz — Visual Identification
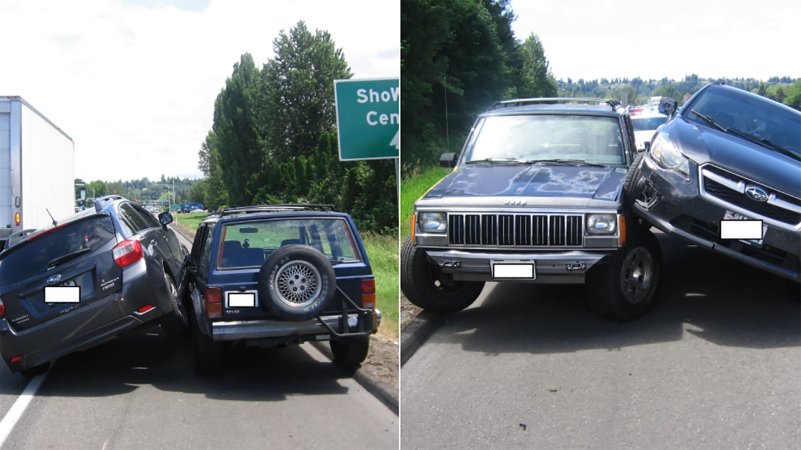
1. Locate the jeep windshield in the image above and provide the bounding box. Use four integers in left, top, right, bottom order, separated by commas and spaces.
463, 114, 627, 166
217, 218, 361, 269
684, 87, 801, 161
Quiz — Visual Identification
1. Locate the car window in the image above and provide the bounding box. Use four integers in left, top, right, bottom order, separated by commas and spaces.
0, 215, 116, 281
132, 204, 160, 228
632, 116, 667, 131
217, 218, 361, 269
465, 114, 626, 165
117, 203, 153, 235
198, 224, 215, 277
687, 88, 801, 158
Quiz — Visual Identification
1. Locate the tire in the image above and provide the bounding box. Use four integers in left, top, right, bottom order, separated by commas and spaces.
20, 362, 49, 378
622, 152, 651, 232
401, 237, 484, 314
192, 326, 224, 375
259, 245, 336, 321
160, 271, 189, 337
330, 335, 369, 371
586, 230, 662, 322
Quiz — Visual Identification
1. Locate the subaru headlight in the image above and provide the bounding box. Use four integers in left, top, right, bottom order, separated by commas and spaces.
586, 214, 617, 235
418, 212, 447, 233
649, 133, 689, 177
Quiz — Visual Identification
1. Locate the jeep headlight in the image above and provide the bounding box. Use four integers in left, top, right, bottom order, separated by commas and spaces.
418, 212, 447, 233
586, 214, 617, 235
649, 133, 689, 177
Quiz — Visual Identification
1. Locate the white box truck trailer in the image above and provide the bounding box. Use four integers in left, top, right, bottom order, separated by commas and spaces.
0, 96, 74, 250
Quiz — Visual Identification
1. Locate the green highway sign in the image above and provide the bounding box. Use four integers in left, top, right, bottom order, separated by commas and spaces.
334, 78, 399, 161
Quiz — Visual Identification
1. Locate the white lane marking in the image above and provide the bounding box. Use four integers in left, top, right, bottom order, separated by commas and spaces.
0, 371, 49, 448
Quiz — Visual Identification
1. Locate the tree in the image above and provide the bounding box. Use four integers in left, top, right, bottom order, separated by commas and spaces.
212, 53, 263, 206
784, 80, 801, 109
259, 21, 352, 160
514, 33, 557, 98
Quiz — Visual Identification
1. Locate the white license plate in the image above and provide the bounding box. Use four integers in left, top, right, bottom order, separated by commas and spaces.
45, 286, 80, 303
721, 211, 767, 244
226, 291, 257, 308
492, 262, 535, 280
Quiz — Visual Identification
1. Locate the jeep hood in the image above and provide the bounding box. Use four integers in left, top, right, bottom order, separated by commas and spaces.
669, 117, 801, 197
421, 165, 626, 207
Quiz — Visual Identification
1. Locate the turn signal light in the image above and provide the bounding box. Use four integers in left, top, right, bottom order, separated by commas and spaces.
14, 212, 20, 226
619, 215, 627, 247
410, 214, 416, 244
204, 287, 222, 319
113, 240, 144, 268
361, 279, 376, 309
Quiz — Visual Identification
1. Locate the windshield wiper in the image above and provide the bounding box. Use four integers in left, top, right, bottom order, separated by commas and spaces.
531, 159, 608, 168
723, 130, 801, 163
691, 109, 727, 132
47, 247, 91, 269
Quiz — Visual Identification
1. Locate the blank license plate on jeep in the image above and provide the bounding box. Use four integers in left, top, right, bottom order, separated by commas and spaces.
492, 262, 536, 280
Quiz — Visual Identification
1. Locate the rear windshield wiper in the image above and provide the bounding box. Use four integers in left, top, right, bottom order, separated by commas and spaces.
531, 159, 608, 168
691, 109, 727, 132
47, 247, 92, 269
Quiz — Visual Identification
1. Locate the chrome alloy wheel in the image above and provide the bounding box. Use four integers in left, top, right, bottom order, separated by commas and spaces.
275, 260, 323, 308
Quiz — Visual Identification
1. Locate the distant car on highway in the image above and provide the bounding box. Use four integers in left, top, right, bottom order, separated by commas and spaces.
0, 195, 189, 376
627, 83, 801, 289
180, 204, 380, 373
630, 107, 668, 151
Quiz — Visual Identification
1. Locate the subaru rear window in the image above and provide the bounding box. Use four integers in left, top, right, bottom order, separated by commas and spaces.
0, 215, 116, 282
217, 218, 361, 269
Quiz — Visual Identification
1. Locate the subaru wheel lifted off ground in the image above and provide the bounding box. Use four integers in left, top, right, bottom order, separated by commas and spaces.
402, 98, 662, 321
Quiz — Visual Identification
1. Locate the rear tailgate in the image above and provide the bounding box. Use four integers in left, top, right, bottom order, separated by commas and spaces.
0, 215, 122, 331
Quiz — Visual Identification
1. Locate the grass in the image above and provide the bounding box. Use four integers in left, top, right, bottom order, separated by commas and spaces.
174, 211, 208, 232
173, 211, 399, 338
362, 232, 399, 338
401, 165, 451, 239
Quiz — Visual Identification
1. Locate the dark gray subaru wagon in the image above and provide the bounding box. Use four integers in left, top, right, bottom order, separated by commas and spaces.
0, 196, 188, 376
627, 84, 800, 290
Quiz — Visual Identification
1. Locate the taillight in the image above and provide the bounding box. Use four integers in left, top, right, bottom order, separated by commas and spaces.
9, 355, 21, 364
361, 279, 376, 309
204, 287, 222, 319
0, 300, 5, 319
113, 240, 144, 267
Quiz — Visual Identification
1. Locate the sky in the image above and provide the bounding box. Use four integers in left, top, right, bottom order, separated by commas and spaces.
0, 0, 399, 181
511, 0, 800, 82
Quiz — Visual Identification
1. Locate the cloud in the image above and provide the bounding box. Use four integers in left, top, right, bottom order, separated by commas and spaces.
0, 0, 399, 181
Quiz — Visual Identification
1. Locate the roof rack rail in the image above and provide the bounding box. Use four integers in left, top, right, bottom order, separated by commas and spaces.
492, 97, 621, 110
216, 204, 337, 216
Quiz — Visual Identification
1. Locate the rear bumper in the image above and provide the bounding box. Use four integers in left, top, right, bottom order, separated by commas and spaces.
422, 248, 613, 283
211, 309, 380, 342
0, 260, 173, 372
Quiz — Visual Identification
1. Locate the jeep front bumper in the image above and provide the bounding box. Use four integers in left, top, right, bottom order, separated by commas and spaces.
422, 248, 612, 283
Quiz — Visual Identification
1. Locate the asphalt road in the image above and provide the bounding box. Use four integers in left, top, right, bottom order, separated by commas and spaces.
0, 227, 398, 449
401, 232, 801, 449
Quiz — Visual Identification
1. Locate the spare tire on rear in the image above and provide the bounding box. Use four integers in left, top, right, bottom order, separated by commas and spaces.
259, 245, 336, 321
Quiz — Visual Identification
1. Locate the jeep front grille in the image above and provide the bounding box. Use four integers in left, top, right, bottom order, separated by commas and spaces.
700, 165, 801, 226
448, 213, 583, 247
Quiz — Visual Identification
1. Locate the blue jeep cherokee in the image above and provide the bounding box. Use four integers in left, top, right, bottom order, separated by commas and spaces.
402, 98, 662, 321
180, 205, 380, 373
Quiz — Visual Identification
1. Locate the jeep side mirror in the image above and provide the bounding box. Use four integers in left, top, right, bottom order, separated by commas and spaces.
439, 152, 457, 168
658, 97, 678, 118
643, 141, 651, 152
158, 211, 173, 227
